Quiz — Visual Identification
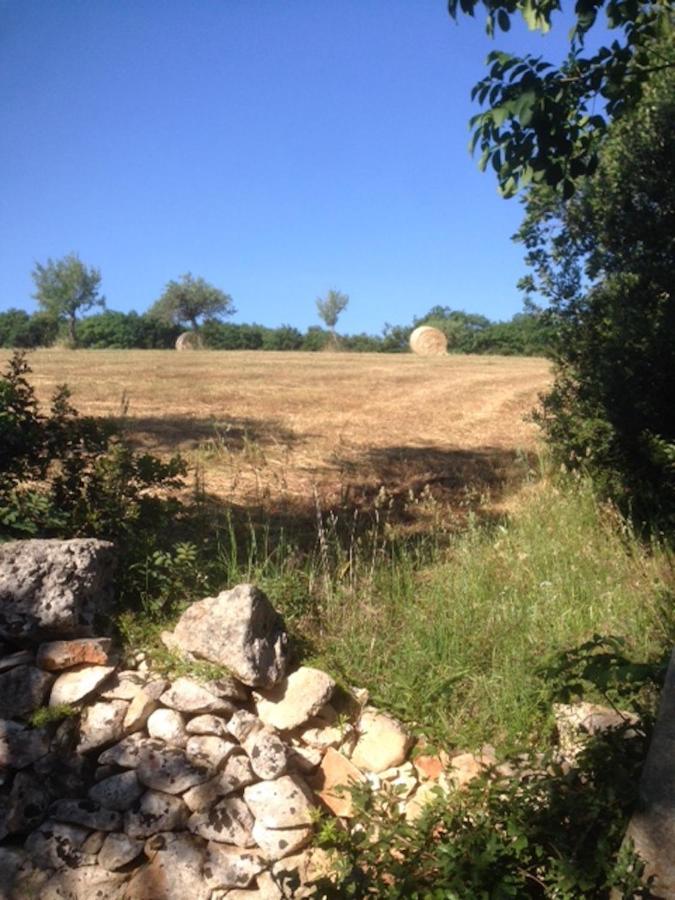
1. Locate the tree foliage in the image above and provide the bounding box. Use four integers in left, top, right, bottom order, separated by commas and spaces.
521, 62, 675, 522
316, 289, 349, 335
32, 254, 104, 346
450, 0, 675, 196
148, 273, 235, 331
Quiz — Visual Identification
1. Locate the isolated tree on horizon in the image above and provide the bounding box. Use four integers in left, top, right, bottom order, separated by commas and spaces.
32, 254, 104, 347
316, 289, 349, 345
149, 273, 235, 332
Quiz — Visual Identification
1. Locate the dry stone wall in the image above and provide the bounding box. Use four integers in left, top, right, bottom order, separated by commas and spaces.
0, 540, 627, 899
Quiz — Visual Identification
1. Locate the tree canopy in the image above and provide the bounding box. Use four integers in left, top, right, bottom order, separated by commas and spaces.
450, 0, 674, 196
32, 254, 104, 346
149, 273, 235, 331
316, 290, 349, 335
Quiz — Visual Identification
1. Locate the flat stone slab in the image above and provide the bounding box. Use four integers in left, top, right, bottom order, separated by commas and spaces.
244, 775, 316, 828
0, 538, 116, 641
188, 795, 255, 846
136, 745, 212, 794
49, 664, 115, 706
36, 638, 113, 671
125, 790, 189, 838
160, 677, 237, 715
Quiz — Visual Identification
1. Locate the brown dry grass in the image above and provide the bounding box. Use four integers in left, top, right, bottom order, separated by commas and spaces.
3, 349, 551, 523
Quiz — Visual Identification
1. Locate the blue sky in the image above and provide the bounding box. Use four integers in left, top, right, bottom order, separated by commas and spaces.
1, 1, 578, 333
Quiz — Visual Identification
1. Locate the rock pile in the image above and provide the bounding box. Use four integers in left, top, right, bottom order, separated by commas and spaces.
0, 539, 632, 898
0, 540, 461, 899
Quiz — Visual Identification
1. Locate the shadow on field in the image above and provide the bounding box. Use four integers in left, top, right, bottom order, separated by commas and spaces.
330, 444, 536, 521
195, 445, 537, 555
120, 414, 300, 454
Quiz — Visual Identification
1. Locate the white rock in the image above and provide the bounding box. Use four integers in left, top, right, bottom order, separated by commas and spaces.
49, 664, 115, 706
255, 667, 336, 731
244, 775, 315, 828
186, 734, 237, 769
123, 678, 168, 732
98, 733, 165, 768
160, 677, 236, 715
252, 820, 313, 861
136, 745, 212, 794
186, 714, 230, 738
244, 728, 289, 780
78, 699, 128, 752
183, 753, 257, 812
98, 831, 144, 871
204, 843, 266, 890
40, 864, 127, 900
125, 832, 209, 900
125, 789, 189, 838
351, 709, 412, 773
187, 795, 255, 846
49, 798, 122, 831
147, 707, 188, 745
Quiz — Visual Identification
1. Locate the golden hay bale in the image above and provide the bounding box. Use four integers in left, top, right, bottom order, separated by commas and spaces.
175, 331, 204, 351
409, 325, 447, 356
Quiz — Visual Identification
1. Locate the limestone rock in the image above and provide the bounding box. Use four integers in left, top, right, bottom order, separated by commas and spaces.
351, 709, 412, 773
88, 771, 143, 811
0, 719, 50, 769
0, 665, 54, 718
183, 753, 256, 812
78, 699, 128, 752
205, 674, 250, 703
25, 819, 95, 869
187, 795, 255, 846
36, 638, 112, 671
147, 707, 188, 745
0, 538, 115, 641
98, 733, 165, 768
405, 779, 450, 822
125, 832, 209, 900
49, 664, 115, 706
81, 830, 106, 854
39, 864, 128, 900
3, 770, 50, 834
413, 751, 450, 782
307, 747, 366, 818
49, 798, 122, 831
185, 713, 230, 738
252, 821, 313, 861
228, 709, 263, 743
554, 701, 637, 759
203, 843, 266, 890
244, 775, 315, 828
448, 747, 496, 788
100, 672, 145, 701
186, 734, 237, 769
272, 847, 336, 892
136, 745, 212, 794
160, 677, 237, 715
125, 790, 189, 838
245, 727, 289, 781
123, 678, 169, 732
98, 831, 144, 871
255, 667, 336, 731
170, 584, 289, 688
287, 742, 323, 774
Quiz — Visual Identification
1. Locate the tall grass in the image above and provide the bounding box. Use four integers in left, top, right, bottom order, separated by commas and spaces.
119, 472, 673, 753
312, 477, 673, 749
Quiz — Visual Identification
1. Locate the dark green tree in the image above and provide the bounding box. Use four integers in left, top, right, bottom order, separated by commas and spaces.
450, 0, 674, 197
520, 64, 675, 521
32, 254, 105, 346
149, 273, 235, 332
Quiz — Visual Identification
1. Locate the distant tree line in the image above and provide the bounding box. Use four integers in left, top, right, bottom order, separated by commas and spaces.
0, 305, 553, 356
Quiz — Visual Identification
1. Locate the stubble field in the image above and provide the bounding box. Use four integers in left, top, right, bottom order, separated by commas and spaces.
7, 349, 551, 522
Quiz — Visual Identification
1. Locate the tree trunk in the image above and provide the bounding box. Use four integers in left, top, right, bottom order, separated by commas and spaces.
68, 315, 77, 347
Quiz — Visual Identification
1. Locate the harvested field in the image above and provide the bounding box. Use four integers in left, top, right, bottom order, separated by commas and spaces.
3, 350, 551, 523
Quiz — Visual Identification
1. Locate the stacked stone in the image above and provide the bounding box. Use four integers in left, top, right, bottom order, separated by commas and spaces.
0, 539, 489, 900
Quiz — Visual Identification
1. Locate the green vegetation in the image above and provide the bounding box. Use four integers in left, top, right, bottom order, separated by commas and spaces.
451, 0, 674, 196
521, 62, 675, 525
29, 704, 78, 728
316, 289, 350, 344
32, 253, 105, 347
147, 272, 236, 332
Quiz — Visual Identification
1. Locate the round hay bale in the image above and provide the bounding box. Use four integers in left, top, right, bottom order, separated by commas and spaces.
175, 331, 204, 351
409, 325, 447, 356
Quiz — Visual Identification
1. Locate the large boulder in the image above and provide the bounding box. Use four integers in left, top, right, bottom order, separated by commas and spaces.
0, 539, 116, 641
170, 584, 289, 688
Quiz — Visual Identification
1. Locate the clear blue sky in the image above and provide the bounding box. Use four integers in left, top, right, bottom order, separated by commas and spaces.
0, 0, 577, 333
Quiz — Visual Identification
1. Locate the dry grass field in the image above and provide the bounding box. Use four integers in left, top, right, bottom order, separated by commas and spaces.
3, 349, 551, 524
